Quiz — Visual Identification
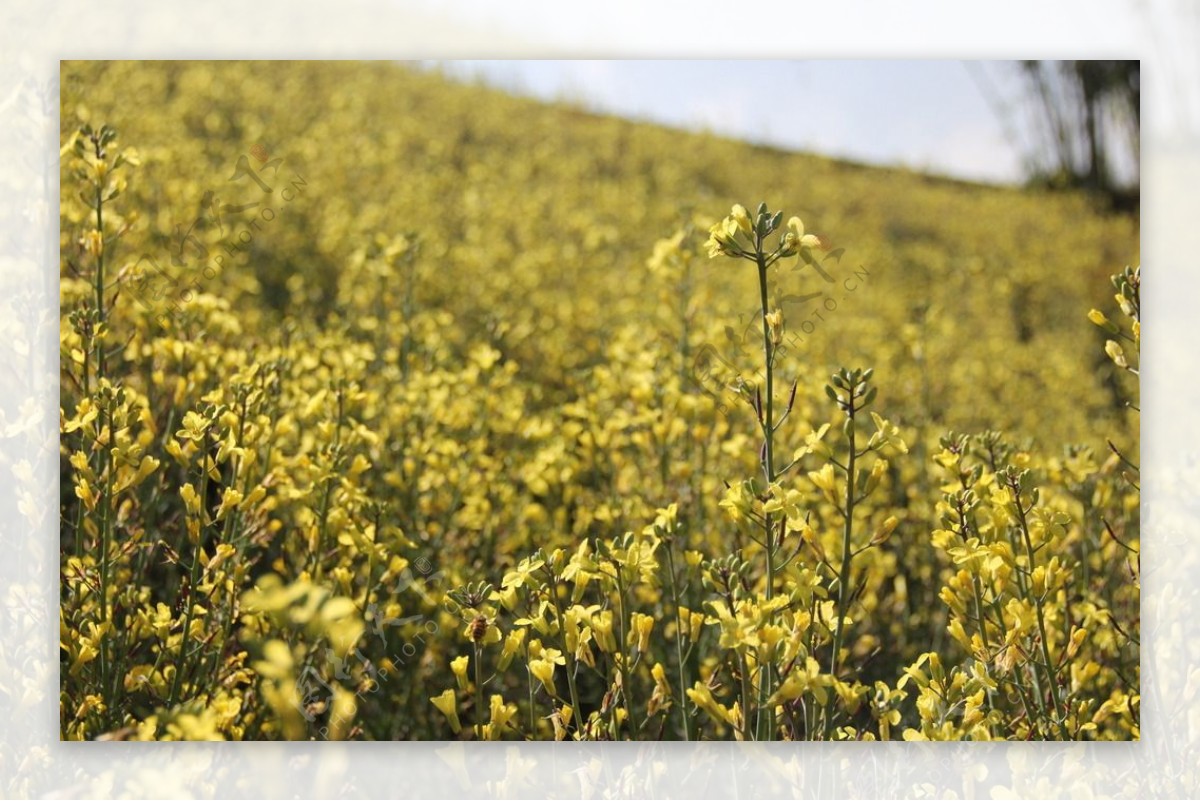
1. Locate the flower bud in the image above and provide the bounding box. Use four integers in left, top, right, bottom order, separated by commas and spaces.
529, 658, 556, 694
765, 309, 784, 346
1105, 340, 1128, 368
870, 515, 899, 546
863, 458, 887, 496
180, 483, 201, 516
82, 230, 104, 259
634, 613, 653, 653
430, 689, 461, 733
1088, 309, 1120, 334
451, 655, 470, 690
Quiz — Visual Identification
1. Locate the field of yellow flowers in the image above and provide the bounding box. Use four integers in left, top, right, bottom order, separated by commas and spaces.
59, 61, 1139, 741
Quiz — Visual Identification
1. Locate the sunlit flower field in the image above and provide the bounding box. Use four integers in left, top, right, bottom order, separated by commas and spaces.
59, 60, 1139, 741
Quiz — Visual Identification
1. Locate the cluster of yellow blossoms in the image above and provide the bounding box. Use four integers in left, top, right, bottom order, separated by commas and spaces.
60, 61, 1138, 741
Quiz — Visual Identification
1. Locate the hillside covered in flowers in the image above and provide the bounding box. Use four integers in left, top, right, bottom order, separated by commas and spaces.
59, 61, 1139, 741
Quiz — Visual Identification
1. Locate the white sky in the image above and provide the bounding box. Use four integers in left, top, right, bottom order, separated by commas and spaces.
423, 60, 1045, 185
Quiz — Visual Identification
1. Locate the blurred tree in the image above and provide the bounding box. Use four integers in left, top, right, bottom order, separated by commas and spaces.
1016, 60, 1140, 209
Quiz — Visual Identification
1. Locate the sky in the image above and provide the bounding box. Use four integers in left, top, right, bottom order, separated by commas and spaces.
425, 60, 1039, 185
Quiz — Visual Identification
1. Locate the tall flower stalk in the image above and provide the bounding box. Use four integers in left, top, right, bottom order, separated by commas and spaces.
703, 203, 826, 736
704, 203, 824, 587
704, 206, 907, 740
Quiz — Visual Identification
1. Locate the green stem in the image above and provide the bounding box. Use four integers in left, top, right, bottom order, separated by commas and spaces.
612, 569, 637, 736
827, 398, 858, 738
93, 175, 106, 377
401, 251, 415, 380
547, 577, 581, 731
737, 650, 754, 741
474, 643, 485, 739
169, 427, 210, 709
754, 254, 777, 739
664, 541, 691, 740
971, 573, 998, 736
89, 158, 112, 705
72, 339, 92, 562
1004, 524, 1050, 728
1012, 483, 1064, 733
526, 639, 537, 736
98, 397, 114, 722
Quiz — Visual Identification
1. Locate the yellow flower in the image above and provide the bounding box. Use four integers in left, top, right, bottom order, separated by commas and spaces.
76, 694, 107, 720
214, 487, 243, 521
529, 658, 556, 695
75, 478, 97, 511
590, 609, 616, 653
70, 637, 100, 677
176, 410, 210, 442
202, 543, 236, 572
863, 458, 888, 496
1067, 627, 1088, 660
688, 609, 706, 641
870, 515, 899, 546
115, 455, 160, 494
793, 423, 831, 461
550, 704, 573, 740
678, 606, 701, 642
630, 613, 654, 653
686, 681, 738, 728
651, 661, 668, 689
763, 485, 805, 523
1087, 308, 1119, 334
493, 585, 519, 611
808, 464, 837, 499
730, 203, 753, 235
563, 604, 597, 653
501, 555, 545, 590
1031, 565, 1047, 595
180, 483, 201, 516
647, 662, 671, 716
488, 694, 516, 738
497, 628, 526, 671
705, 216, 741, 258
653, 503, 679, 534
81, 229, 104, 259
1105, 339, 1128, 368
451, 655, 470, 690
773, 657, 829, 705
765, 308, 783, 344
785, 216, 826, 251
431, 689, 461, 733
708, 599, 756, 651
719, 481, 755, 523
869, 412, 908, 454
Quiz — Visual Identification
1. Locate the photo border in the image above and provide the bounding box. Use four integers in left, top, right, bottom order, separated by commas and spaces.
2, 3, 1190, 797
